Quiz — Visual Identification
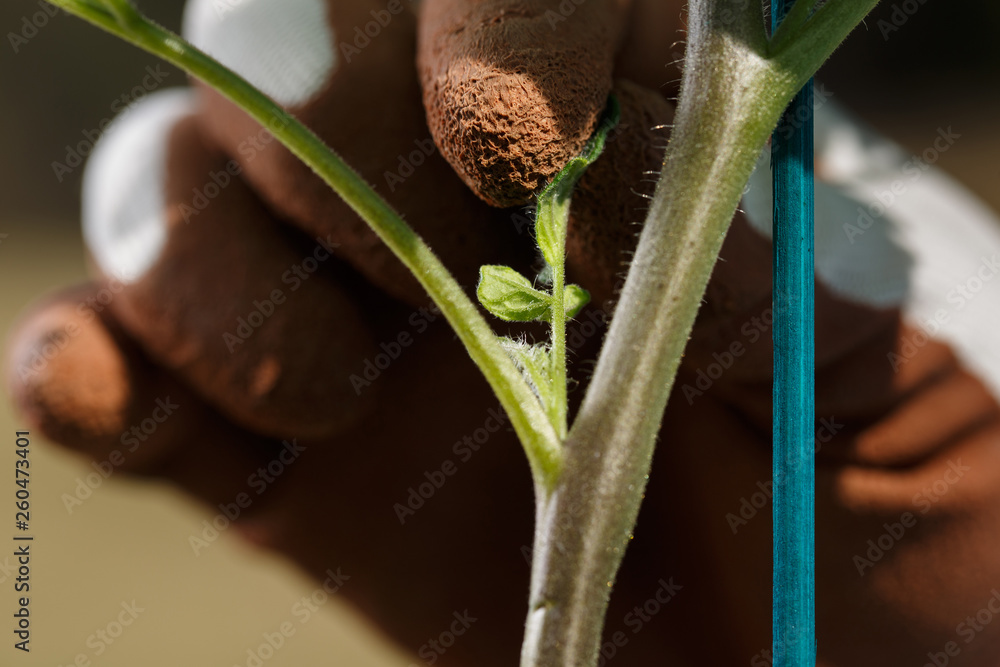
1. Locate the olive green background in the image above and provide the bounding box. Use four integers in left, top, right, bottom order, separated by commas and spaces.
1, 0, 998, 665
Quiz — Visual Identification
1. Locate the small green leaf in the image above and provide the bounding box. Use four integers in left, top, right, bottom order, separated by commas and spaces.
564, 285, 591, 319
534, 199, 562, 270
534, 95, 622, 267
500, 337, 553, 410
477, 266, 552, 322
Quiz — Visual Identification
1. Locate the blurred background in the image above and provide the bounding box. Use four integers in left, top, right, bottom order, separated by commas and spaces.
0, 0, 998, 664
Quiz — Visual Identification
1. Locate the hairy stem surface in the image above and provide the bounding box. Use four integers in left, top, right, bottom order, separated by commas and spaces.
46, 0, 881, 664
520, 0, 878, 664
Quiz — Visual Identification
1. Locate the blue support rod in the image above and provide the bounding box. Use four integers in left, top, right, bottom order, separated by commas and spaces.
771, 1, 817, 664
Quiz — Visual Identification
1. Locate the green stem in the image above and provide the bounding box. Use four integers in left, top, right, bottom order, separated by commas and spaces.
549, 260, 568, 440
48, 1, 883, 665
519, 0, 880, 663
771, 0, 882, 76
46, 0, 565, 487
532, 102, 618, 441
770, 0, 816, 44
538, 184, 572, 442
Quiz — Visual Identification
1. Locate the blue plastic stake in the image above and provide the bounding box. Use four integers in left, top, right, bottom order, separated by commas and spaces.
771, 0, 817, 665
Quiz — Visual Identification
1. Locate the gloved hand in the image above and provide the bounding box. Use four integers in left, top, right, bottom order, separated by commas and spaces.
7, 0, 1000, 665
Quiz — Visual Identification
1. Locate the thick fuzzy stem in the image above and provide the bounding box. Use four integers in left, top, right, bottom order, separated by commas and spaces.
45, 1, 880, 664
519, 0, 878, 664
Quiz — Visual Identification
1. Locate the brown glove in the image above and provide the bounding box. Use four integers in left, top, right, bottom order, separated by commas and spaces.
6, 0, 1000, 665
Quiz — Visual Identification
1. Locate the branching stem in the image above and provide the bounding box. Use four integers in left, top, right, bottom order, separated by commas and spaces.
549, 260, 569, 440
45, 0, 565, 488
47, 0, 882, 665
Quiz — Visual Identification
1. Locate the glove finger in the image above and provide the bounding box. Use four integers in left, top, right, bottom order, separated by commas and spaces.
183, 0, 532, 307
4, 285, 278, 511
82, 89, 378, 439
6, 285, 179, 469
417, 0, 632, 207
